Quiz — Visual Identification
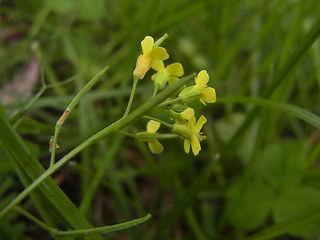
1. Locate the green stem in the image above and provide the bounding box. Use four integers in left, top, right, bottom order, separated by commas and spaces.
14, 206, 151, 237
0, 73, 194, 219
142, 115, 173, 129
121, 131, 178, 140
157, 96, 183, 108
154, 33, 169, 48
11, 83, 47, 127
49, 66, 109, 167
123, 76, 139, 117
138, 133, 178, 140
119, 131, 137, 138
14, 206, 53, 233
55, 214, 151, 237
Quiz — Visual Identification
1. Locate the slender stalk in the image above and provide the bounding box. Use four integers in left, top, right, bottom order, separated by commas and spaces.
123, 76, 139, 117
11, 84, 47, 127
121, 131, 178, 140
142, 115, 173, 128
49, 66, 109, 166
154, 33, 169, 47
14, 207, 53, 233
14, 206, 151, 237
157, 96, 183, 108
0, 73, 194, 219
54, 214, 151, 237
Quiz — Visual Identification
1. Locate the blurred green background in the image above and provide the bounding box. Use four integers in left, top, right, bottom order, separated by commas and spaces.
1, 0, 320, 239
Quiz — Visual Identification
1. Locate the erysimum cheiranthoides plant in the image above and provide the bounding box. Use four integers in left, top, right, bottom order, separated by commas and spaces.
0, 34, 216, 238
131, 34, 217, 155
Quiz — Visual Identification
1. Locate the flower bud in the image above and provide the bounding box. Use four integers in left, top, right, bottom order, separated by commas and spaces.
152, 70, 170, 90
169, 103, 188, 113
178, 86, 201, 104
133, 55, 152, 79
172, 123, 192, 139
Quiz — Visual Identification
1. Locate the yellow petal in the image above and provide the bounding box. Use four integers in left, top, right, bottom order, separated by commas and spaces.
141, 36, 154, 55
184, 139, 191, 153
151, 60, 164, 71
195, 115, 207, 133
181, 108, 195, 120
148, 139, 164, 153
190, 135, 201, 156
188, 116, 196, 129
150, 47, 169, 60
147, 120, 161, 133
166, 63, 184, 77
168, 76, 179, 85
195, 70, 209, 87
201, 87, 216, 103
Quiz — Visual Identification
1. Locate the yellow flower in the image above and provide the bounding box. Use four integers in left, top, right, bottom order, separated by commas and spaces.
133, 36, 169, 79
144, 120, 164, 154
180, 107, 195, 121
172, 115, 207, 156
194, 70, 216, 105
151, 61, 184, 90
178, 70, 216, 105
168, 107, 195, 124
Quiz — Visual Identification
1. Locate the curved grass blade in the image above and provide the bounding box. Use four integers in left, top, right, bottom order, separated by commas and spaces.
218, 96, 320, 130
245, 211, 320, 240
15, 206, 151, 238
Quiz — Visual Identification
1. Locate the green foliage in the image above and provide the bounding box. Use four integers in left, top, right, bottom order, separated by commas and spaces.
226, 178, 274, 230
273, 186, 320, 238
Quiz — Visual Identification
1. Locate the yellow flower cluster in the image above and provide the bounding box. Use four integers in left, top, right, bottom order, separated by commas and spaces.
134, 35, 216, 156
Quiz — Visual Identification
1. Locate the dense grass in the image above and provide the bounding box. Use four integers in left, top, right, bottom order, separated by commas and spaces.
1, 0, 320, 239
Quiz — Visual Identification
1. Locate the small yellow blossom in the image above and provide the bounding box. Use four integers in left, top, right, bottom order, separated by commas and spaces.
168, 107, 195, 124
151, 61, 184, 90
194, 70, 216, 105
133, 36, 169, 79
143, 120, 164, 154
180, 107, 195, 121
178, 70, 216, 105
172, 115, 207, 156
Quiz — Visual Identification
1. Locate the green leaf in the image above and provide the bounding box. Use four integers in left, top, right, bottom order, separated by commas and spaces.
218, 96, 320, 130
226, 179, 274, 230
256, 140, 305, 191
272, 186, 320, 238
214, 112, 256, 164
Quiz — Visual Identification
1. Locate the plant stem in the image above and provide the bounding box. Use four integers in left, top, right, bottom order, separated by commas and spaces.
49, 66, 109, 166
123, 76, 139, 117
154, 33, 169, 47
157, 96, 183, 108
0, 73, 193, 219
121, 131, 178, 140
142, 116, 173, 129
14, 206, 151, 237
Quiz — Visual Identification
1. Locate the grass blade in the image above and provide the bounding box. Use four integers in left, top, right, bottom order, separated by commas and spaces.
218, 96, 320, 130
